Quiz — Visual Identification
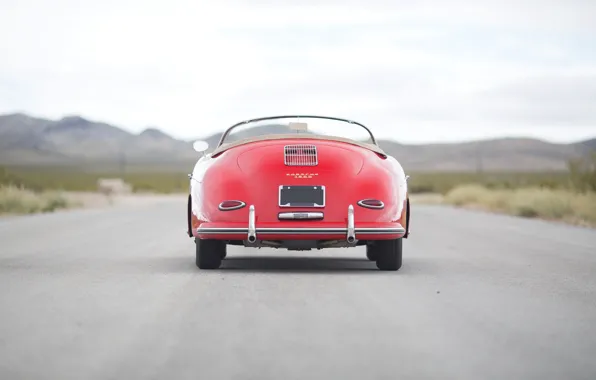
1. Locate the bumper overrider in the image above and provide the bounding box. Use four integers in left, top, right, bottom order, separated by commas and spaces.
196, 204, 406, 243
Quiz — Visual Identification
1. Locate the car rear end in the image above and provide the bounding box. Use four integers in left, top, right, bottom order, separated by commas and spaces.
193, 138, 407, 245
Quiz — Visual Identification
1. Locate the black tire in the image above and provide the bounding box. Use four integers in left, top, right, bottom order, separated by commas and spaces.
373, 238, 403, 271
366, 244, 378, 261
405, 198, 411, 238
186, 195, 193, 238
195, 238, 225, 269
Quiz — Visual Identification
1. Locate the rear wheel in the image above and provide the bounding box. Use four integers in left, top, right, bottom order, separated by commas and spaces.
195, 238, 225, 269
371, 238, 403, 271
365, 244, 378, 261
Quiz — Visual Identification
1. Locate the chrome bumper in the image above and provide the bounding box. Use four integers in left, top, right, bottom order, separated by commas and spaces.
196, 204, 405, 242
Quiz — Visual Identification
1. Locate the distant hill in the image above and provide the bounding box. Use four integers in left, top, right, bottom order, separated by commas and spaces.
0, 113, 196, 167
0, 112, 594, 171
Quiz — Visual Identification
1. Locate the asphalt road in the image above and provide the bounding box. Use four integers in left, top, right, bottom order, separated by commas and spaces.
1, 198, 596, 380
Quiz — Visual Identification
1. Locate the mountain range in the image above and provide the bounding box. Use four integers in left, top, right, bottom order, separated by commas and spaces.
0, 112, 594, 172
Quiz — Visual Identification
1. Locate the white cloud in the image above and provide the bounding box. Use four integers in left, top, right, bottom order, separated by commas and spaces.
0, 0, 595, 143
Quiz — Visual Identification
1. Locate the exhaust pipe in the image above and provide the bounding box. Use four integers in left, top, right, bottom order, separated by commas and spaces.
247, 205, 256, 243
347, 204, 356, 244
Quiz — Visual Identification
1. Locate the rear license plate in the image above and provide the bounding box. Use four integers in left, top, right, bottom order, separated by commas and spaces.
279, 185, 325, 207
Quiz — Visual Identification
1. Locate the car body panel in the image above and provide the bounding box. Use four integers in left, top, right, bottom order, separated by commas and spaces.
189, 132, 410, 245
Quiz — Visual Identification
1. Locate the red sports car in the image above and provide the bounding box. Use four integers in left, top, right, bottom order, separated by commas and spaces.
186, 115, 411, 271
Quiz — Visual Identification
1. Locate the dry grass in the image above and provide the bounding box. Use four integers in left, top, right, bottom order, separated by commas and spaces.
443, 185, 596, 227
409, 193, 445, 204
0, 185, 75, 215
1, 165, 190, 194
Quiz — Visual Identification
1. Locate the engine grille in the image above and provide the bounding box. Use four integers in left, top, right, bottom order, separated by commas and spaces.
284, 144, 318, 166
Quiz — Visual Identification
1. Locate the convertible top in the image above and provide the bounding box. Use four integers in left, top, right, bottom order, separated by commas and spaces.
210, 133, 387, 157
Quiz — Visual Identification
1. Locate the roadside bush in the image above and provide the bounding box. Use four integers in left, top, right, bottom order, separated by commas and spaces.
407, 171, 571, 195
568, 152, 596, 193
444, 184, 596, 226
0, 185, 72, 215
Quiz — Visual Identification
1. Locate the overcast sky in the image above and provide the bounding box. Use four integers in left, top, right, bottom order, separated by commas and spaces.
1, 0, 595, 143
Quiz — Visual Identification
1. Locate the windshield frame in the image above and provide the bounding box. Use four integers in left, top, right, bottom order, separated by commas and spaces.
216, 115, 377, 148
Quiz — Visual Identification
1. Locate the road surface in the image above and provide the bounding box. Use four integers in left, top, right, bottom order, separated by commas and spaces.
1, 198, 596, 380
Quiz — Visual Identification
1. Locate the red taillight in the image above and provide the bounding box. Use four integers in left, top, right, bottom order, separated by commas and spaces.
218, 200, 246, 211
357, 199, 384, 209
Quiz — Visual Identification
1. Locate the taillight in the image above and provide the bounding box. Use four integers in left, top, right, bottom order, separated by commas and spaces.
218, 200, 246, 211
357, 199, 384, 209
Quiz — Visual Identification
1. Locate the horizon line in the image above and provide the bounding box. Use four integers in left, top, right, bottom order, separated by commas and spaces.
1, 110, 594, 146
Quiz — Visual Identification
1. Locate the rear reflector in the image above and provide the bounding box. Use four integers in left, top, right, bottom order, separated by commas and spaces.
357, 199, 384, 209
218, 200, 246, 211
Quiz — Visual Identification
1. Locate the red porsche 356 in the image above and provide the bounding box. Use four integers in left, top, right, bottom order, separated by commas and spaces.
186, 115, 410, 271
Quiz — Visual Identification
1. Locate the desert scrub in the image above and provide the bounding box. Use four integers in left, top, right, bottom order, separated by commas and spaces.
1, 166, 189, 194
567, 152, 596, 192
444, 185, 596, 227
0, 185, 73, 215
407, 171, 571, 194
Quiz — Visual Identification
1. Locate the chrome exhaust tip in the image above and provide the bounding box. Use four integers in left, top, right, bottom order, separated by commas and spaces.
347, 204, 356, 244
247, 205, 256, 243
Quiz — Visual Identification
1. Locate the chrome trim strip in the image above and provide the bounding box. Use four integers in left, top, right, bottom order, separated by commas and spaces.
347, 204, 355, 243
357, 199, 385, 209
197, 227, 405, 235
278, 212, 324, 220
354, 229, 404, 235
247, 205, 256, 242
218, 200, 246, 211
278, 185, 326, 208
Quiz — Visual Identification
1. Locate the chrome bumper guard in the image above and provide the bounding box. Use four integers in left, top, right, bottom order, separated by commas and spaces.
347, 204, 355, 244
247, 205, 256, 243
197, 204, 405, 242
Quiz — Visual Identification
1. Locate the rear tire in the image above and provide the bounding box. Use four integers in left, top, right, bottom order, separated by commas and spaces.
373, 238, 403, 271
365, 244, 378, 261
195, 238, 225, 269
